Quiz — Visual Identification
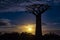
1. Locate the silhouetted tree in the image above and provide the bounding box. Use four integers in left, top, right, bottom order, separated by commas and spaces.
26, 4, 50, 40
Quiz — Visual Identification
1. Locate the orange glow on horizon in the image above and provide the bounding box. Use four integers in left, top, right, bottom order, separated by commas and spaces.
16, 24, 35, 35
16, 24, 48, 35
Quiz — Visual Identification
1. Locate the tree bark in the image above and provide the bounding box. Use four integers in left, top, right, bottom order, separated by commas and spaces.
35, 15, 42, 40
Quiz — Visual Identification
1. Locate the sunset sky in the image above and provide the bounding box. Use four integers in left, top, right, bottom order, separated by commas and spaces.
0, 0, 60, 35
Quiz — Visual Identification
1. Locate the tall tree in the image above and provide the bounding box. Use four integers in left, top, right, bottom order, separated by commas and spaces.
26, 4, 50, 40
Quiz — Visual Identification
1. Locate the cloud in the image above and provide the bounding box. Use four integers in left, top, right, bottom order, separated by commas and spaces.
42, 23, 47, 25
0, 0, 60, 12
0, 19, 16, 32
46, 22, 60, 25
46, 23, 60, 30
42, 22, 60, 35
42, 22, 60, 30
0, 1, 48, 12
0, 19, 12, 28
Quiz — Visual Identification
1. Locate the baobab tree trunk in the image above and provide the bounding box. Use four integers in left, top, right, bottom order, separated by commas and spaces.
35, 14, 42, 40
26, 4, 50, 40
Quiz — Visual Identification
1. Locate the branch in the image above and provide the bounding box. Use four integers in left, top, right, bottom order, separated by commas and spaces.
26, 6, 38, 16
32, 10, 37, 16
38, 5, 50, 14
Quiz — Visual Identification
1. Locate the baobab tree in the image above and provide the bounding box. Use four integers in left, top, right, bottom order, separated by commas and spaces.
26, 4, 50, 40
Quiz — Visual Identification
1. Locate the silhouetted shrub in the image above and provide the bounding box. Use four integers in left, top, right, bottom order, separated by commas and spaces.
0, 32, 60, 40
43, 33, 60, 40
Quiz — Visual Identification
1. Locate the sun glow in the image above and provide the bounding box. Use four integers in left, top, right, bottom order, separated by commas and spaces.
25, 25, 33, 32
16, 24, 48, 35
17, 24, 35, 35
28, 28, 32, 31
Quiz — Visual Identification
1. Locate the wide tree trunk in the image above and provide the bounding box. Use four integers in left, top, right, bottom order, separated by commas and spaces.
35, 15, 42, 40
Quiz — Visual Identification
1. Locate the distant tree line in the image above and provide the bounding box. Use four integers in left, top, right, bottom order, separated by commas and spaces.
0, 32, 60, 40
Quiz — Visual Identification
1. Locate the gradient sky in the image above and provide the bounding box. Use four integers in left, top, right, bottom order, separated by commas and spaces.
0, 0, 60, 35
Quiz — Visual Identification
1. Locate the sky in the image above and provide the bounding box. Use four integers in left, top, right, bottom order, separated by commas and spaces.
0, 0, 60, 35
